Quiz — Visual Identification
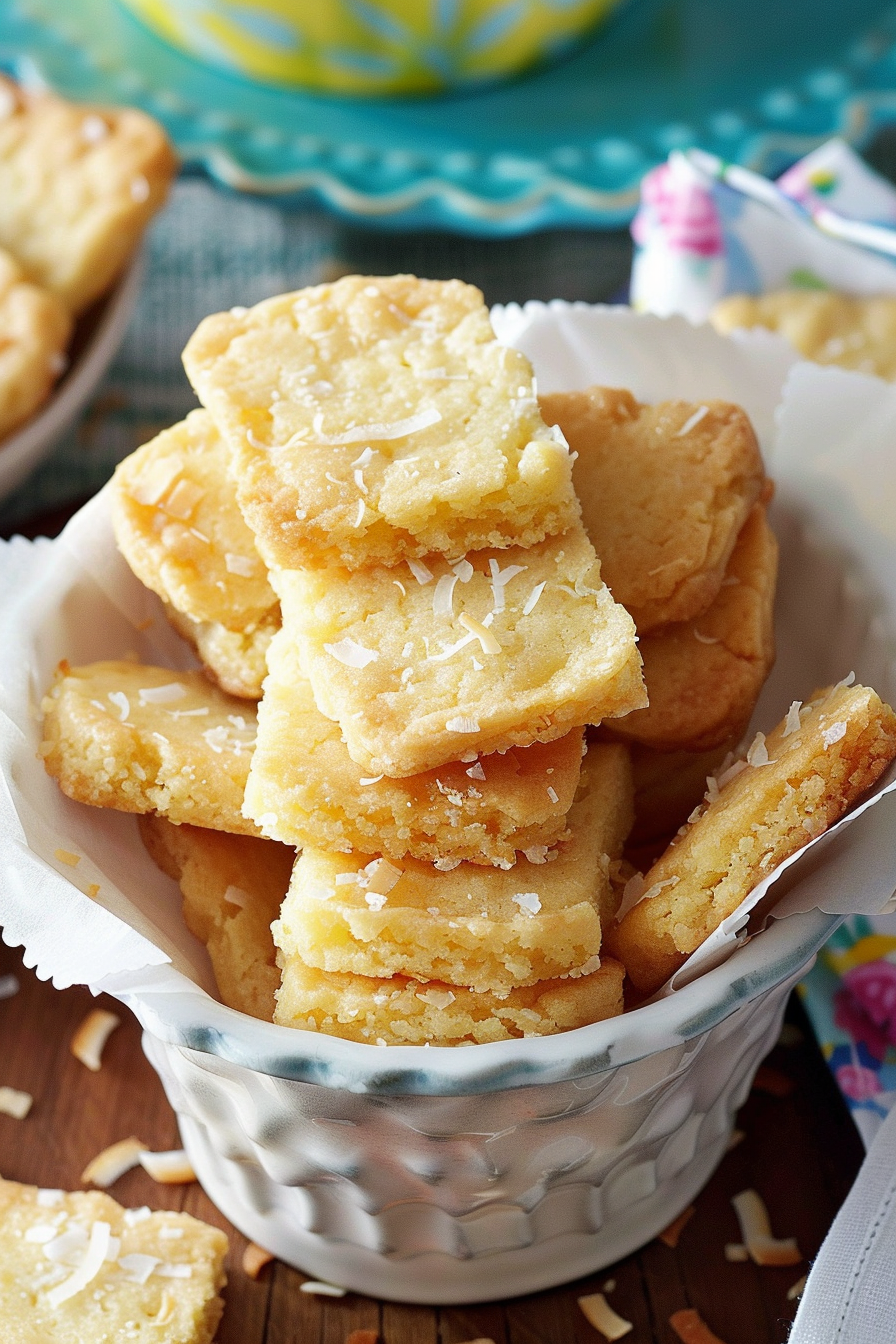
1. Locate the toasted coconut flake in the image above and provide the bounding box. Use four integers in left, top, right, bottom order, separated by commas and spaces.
446, 715, 480, 733
668, 1307, 727, 1344
0, 1086, 32, 1118
724, 1243, 749, 1262
324, 638, 378, 668
309, 407, 441, 445
85, 883, 100, 899
81, 1136, 147, 1187
242, 1242, 275, 1279
71, 1008, 120, 1072
299, 1280, 347, 1297
46, 1219, 111, 1308
659, 1205, 694, 1247
363, 857, 403, 896
223, 885, 250, 909
731, 1189, 801, 1266
54, 848, 81, 868
675, 405, 710, 437
139, 1149, 197, 1184
458, 612, 501, 655
578, 1292, 633, 1339
787, 1274, 807, 1301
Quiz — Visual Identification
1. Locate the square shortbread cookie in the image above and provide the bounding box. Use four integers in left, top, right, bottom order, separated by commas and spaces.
712, 289, 896, 379
0, 74, 177, 314
539, 386, 767, 631
182, 274, 580, 570
277, 526, 644, 777
112, 410, 279, 698
0, 1176, 227, 1343
139, 815, 292, 1020
41, 662, 259, 835
0, 246, 71, 439
273, 743, 633, 994
243, 623, 584, 866
275, 954, 625, 1045
603, 505, 777, 753
611, 681, 896, 994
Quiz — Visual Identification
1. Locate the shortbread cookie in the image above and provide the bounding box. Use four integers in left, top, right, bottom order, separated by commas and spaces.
603, 505, 777, 753
0, 1176, 227, 1342
612, 681, 896, 994
182, 274, 580, 570
539, 386, 767, 631
0, 247, 71, 438
0, 74, 177, 313
139, 815, 292, 1020
712, 289, 896, 379
273, 744, 633, 993
244, 625, 584, 865
165, 603, 278, 700
41, 662, 259, 835
275, 954, 625, 1044
111, 410, 280, 698
278, 527, 645, 777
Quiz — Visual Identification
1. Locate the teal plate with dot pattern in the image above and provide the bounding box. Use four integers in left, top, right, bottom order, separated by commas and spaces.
4, 0, 896, 234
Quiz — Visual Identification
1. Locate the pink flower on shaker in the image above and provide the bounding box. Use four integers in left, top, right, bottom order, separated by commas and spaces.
843, 959, 896, 1047
633, 160, 723, 258
835, 1062, 882, 1102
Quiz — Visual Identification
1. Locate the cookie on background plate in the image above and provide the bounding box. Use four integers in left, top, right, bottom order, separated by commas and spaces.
611, 681, 896, 995
0, 74, 176, 314
0, 247, 71, 440
182, 274, 580, 571
539, 385, 767, 632
41, 662, 259, 836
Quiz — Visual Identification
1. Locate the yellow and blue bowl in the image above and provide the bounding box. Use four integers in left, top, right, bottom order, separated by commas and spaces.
118, 0, 623, 96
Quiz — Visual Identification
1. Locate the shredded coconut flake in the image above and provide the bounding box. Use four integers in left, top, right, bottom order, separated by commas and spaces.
783, 701, 803, 737
223, 885, 249, 908
452, 559, 473, 582
466, 761, 486, 782
433, 857, 462, 871
300, 1281, 347, 1297
365, 892, 387, 911
310, 407, 441, 445
616, 873, 647, 922
675, 404, 710, 437
224, 552, 255, 577
130, 175, 150, 202
407, 558, 433, 585
512, 891, 542, 916
693, 629, 719, 645
324, 638, 378, 668
488, 559, 527, 613
746, 732, 770, 767
523, 845, 551, 864
0, 1086, 32, 1119
0, 973, 19, 1001
138, 683, 186, 706
352, 446, 376, 467
836, 670, 856, 689
522, 581, 546, 615
107, 691, 129, 722
578, 1292, 633, 1340
717, 757, 748, 789
458, 612, 501, 654
433, 573, 459, 616
446, 715, 479, 733
71, 1009, 120, 1072
118, 1252, 162, 1285
363, 857, 403, 895
546, 786, 559, 804
138, 1149, 196, 1184
353, 468, 367, 494
46, 1220, 111, 1307
353, 499, 366, 527
823, 720, 848, 748
82, 1137, 146, 1188
359, 774, 384, 786
416, 988, 456, 1009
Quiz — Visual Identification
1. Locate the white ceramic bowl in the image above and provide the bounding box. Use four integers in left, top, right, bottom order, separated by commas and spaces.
0, 253, 144, 504
2, 305, 895, 1304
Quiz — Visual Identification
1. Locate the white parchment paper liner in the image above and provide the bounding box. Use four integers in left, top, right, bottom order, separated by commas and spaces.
2, 305, 896, 1083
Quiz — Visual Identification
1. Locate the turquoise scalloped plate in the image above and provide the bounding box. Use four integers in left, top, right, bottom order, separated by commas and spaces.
4, 0, 896, 234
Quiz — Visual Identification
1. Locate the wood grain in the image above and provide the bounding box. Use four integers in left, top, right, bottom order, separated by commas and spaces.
0, 935, 863, 1344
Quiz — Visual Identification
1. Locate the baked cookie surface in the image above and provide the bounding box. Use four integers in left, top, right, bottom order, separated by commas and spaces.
164, 604, 278, 701
0, 247, 72, 439
278, 526, 644, 778
0, 1176, 227, 1343
0, 74, 177, 313
139, 815, 292, 1020
275, 954, 624, 1044
612, 681, 896, 994
244, 624, 584, 865
273, 743, 633, 993
539, 386, 766, 631
712, 289, 896, 379
603, 505, 777, 752
40, 661, 258, 835
182, 274, 580, 570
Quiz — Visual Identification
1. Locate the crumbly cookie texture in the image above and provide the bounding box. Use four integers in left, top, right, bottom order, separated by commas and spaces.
627, 737, 739, 849
182, 274, 580, 570
539, 386, 767, 632
164, 604, 278, 701
277, 526, 644, 778
40, 661, 259, 835
602, 505, 777, 753
0, 1176, 227, 1344
611, 681, 896, 995
273, 744, 633, 994
0, 246, 72, 439
139, 815, 292, 1020
244, 624, 584, 865
712, 289, 896, 380
0, 75, 177, 314
275, 954, 625, 1044
112, 410, 278, 634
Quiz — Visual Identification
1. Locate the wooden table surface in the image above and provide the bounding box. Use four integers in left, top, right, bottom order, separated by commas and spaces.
0, 934, 864, 1344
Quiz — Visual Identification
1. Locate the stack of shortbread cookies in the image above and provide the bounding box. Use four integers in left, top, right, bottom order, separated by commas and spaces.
40, 275, 896, 1039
